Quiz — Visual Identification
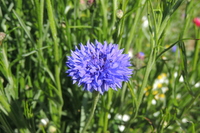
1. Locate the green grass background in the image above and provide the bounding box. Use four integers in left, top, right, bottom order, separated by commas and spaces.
0, 0, 200, 132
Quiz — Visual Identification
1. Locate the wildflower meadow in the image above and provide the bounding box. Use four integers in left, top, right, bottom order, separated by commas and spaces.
1, 0, 200, 133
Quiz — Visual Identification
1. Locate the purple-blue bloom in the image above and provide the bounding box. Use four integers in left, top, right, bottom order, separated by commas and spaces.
171, 45, 177, 52
66, 40, 132, 94
136, 52, 145, 60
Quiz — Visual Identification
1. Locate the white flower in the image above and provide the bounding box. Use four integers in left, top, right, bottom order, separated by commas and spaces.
128, 49, 133, 58
117, 114, 130, 122
153, 111, 160, 117
122, 114, 130, 122
182, 118, 188, 123
118, 125, 125, 132
179, 76, 184, 82
174, 72, 184, 82
195, 82, 200, 87
40, 118, 49, 126
142, 16, 149, 28
152, 99, 156, 105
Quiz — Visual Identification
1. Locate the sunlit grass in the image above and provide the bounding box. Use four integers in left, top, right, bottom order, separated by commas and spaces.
0, 0, 200, 133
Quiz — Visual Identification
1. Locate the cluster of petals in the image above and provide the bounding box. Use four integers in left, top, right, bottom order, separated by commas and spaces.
66, 40, 132, 94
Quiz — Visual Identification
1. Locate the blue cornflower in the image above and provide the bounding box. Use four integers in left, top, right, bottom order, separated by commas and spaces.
136, 52, 145, 60
66, 40, 132, 94
171, 45, 177, 52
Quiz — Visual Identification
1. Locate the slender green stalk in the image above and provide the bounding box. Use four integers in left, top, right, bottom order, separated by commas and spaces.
117, 0, 130, 47
192, 29, 200, 71
0, 114, 13, 133
97, 110, 104, 133
124, 82, 139, 132
46, 0, 63, 127
34, 0, 44, 57
136, 0, 183, 108
100, 0, 108, 40
125, 0, 144, 53
1, 44, 16, 99
81, 92, 100, 133
137, 47, 157, 107
108, 0, 117, 41
127, 81, 138, 114
103, 90, 112, 132
136, 0, 157, 109
116, 16, 125, 47
110, 0, 117, 29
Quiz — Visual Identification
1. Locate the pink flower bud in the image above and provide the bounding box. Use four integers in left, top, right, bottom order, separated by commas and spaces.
193, 18, 200, 27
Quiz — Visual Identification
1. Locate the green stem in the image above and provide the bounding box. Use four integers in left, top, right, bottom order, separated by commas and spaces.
192, 29, 200, 71
96, 96, 105, 133
117, 0, 129, 47
46, 0, 63, 127
108, 0, 117, 41
97, 110, 104, 133
137, 47, 156, 107
125, 0, 143, 53
124, 82, 139, 132
100, 0, 108, 40
35, 0, 44, 57
103, 90, 112, 132
137, 1, 158, 105
0, 114, 13, 133
127, 82, 138, 114
1, 44, 16, 99
81, 92, 100, 133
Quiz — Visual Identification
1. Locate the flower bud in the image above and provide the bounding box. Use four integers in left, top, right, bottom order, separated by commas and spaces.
193, 18, 200, 27
0, 32, 6, 41
48, 125, 57, 133
116, 9, 124, 19
0, 32, 6, 46
0, 32, 6, 45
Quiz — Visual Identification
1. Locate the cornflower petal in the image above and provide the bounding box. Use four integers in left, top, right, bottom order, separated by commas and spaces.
66, 40, 133, 94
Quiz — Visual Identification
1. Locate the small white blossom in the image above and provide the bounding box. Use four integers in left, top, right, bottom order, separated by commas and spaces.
118, 125, 125, 132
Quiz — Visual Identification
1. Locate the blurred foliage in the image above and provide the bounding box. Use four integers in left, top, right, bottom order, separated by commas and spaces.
0, 0, 200, 133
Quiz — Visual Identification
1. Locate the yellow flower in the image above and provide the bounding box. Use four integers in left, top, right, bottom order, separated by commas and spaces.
157, 73, 166, 80
145, 91, 149, 96
157, 83, 162, 88
153, 90, 158, 95
159, 94, 165, 98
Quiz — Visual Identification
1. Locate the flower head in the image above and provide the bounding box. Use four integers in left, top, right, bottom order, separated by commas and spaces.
171, 45, 177, 52
66, 40, 132, 94
116, 9, 124, 19
0, 32, 6, 41
0, 32, 6, 46
136, 52, 145, 60
193, 18, 200, 27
